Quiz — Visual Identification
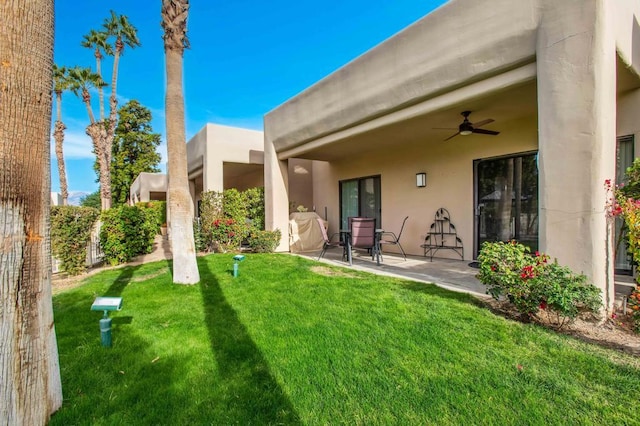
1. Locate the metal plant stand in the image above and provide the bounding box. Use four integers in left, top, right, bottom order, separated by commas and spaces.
421, 208, 464, 261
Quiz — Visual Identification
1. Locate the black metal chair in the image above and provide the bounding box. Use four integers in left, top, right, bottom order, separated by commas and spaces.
379, 216, 408, 260
317, 218, 345, 261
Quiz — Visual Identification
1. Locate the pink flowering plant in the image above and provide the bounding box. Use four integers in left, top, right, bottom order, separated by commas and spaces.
210, 218, 245, 252
605, 176, 640, 331
477, 241, 601, 328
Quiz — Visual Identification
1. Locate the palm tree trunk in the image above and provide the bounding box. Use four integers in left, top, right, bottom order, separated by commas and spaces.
165, 44, 199, 284
96, 51, 105, 121
86, 122, 111, 210
55, 92, 62, 122
0, 0, 63, 423
54, 121, 69, 205
83, 95, 96, 124
111, 49, 121, 106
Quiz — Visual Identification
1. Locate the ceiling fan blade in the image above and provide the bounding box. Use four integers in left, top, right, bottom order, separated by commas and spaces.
444, 132, 460, 141
472, 128, 500, 136
471, 118, 494, 128
433, 127, 457, 130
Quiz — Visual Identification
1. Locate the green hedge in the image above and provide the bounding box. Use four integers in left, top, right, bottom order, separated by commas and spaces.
136, 200, 167, 233
249, 229, 281, 253
100, 205, 157, 265
51, 206, 100, 275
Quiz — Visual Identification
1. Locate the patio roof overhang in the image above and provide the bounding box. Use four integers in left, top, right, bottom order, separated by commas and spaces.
265, 0, 640, 163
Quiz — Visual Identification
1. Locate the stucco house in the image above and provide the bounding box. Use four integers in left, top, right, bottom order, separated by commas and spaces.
130, 172, 168, 204
130, 123, 315, 217
264, 0, 640, 307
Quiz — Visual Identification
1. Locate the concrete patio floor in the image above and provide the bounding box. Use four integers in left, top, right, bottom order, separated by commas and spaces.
294, 247, 489, 298
294, 247, 635, 309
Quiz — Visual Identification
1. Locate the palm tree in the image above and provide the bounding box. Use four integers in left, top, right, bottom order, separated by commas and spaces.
52, 64, 70, 205
80, 29, 113, 121
67, 66, 106, 125
103, 11, 140, 114
99, 11, 141, 210
161, 0, 200, 284
0, 0, 63, 422
67, 66, 113, 210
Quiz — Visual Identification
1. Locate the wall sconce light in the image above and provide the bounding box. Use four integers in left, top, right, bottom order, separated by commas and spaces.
416, 172, 426, 188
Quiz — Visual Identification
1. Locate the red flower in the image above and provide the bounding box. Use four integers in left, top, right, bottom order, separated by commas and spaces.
539, 301, 547, 310
520, 265, 535, 280
491, 265, 496, 271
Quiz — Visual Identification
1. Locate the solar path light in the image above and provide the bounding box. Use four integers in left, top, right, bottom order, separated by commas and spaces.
233, 254, 246, 277
91, 297, 123, 347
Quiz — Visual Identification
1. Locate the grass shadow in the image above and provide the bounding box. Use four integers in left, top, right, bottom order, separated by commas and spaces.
198, 258, 301, 424
398, 280, 488, 308
105, 264, 140, 296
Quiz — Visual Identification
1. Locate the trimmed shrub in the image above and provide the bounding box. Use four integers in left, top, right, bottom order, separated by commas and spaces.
136, 201, 167, 233
51, 206, 100, 275
100, 205, 156, 265
477, 241, 601, 328
244, 187, 265, 232
249, 229, 281, 253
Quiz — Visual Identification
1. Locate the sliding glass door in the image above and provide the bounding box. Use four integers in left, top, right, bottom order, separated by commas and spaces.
339, 176, 381, 230
474, 152, 538, 257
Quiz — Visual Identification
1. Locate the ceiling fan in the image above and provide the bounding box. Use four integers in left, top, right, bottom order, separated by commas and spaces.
435, 111, 500, 141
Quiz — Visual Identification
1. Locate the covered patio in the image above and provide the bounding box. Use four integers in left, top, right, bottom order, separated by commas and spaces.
265, 0, 640, 310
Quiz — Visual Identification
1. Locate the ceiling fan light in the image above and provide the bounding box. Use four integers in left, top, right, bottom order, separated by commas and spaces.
460, 129, 472, 136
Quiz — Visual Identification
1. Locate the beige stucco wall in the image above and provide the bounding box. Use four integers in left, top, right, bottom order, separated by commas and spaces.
311, 117, 537, 258
618, 88, 640, 146
186, 123, 268, 212
288, 159, 314, 212
187, 124, 264, 193
130, 172, 168, 203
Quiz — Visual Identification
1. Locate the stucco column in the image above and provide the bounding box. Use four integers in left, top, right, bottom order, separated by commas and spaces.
264, 129, 290, 251
536, 0, 616, 309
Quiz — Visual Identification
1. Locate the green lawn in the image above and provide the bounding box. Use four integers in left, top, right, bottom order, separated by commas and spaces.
51, 254, 640, 425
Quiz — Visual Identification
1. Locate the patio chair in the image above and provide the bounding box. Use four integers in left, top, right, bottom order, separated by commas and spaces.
350, 217, 376, 259
317, 218, 345, 261
379, 216, 408, 260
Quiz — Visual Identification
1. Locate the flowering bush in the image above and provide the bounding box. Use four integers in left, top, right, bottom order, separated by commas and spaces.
606, 178, 640, 332
477, 241, 601, 328
199, 188, 266, 252
210, 218, 245, 252
627, 285, 640, 330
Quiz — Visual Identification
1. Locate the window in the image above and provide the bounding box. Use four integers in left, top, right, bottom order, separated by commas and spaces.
615, 135, 635, 274
339, 176, 381, 230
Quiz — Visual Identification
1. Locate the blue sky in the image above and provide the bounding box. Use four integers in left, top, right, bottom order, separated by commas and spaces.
52, 0, 447, 194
